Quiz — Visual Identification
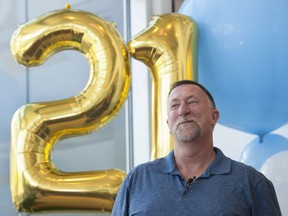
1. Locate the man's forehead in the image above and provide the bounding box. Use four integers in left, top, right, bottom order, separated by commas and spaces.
169, 84, 202, 97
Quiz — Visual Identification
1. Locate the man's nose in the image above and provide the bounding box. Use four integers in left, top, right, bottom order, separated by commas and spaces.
178, 103, 190, 116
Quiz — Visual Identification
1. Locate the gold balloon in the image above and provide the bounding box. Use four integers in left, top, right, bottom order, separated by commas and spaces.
65, 4, 71, 10
10, 9, 130, 213
128, 13, 198, 160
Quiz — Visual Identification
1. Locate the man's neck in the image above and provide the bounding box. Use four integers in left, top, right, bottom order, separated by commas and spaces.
174, 143, 216, 182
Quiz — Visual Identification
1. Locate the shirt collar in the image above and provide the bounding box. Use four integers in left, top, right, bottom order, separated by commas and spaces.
155, 147, 232, 177
155, 150, 178, 174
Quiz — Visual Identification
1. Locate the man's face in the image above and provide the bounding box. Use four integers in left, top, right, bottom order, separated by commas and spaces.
167, 84, 218, 143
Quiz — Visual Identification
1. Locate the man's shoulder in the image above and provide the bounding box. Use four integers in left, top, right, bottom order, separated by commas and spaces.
217, 148, 261, 175
230, 158, 259, 173
128, 158, 161, 176
122, 158, 165, 190
129, 151, 174, 175
230, 158, 269, 182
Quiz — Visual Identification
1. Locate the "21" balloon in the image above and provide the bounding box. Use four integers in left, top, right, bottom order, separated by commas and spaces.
10, 9, 197, 213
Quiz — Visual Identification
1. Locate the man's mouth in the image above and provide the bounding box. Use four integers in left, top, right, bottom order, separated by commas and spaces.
177, 120, 194, 128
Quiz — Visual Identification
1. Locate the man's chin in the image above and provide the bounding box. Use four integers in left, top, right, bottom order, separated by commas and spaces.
174, 128, 200, 143
174, 133, 195, 142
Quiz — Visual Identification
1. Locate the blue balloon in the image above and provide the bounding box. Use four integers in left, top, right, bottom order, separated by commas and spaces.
239, 134, 288, 170
179, 0, 288, 136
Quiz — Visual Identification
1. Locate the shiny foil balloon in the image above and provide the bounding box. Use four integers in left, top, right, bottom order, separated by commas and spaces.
128, 13, 198, 159
10, 9, 130, 213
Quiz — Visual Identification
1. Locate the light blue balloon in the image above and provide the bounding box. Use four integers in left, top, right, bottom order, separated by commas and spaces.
239, 134, 288, 170
179, 0, 288, 136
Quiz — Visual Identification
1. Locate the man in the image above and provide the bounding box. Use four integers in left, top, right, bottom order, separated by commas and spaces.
112, 80, 282, 216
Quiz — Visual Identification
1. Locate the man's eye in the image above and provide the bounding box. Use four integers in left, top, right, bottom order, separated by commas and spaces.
188, 100, 196, 104
171, 104, 179, 109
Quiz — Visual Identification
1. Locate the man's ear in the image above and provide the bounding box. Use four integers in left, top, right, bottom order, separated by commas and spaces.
212, 109, 220, 125
166, 119, 172, 134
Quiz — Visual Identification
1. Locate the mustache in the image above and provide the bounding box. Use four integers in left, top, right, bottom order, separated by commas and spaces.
176, 116, 196, 127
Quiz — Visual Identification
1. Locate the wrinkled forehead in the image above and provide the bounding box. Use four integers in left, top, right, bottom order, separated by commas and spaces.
168, 84, 203, 99
168, 84, 213, 107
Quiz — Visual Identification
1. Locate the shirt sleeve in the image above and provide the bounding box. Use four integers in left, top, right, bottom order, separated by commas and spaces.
252, 177, 282, 216
111, 174, 131, 216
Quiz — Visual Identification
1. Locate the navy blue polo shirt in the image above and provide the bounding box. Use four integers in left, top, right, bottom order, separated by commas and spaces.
112, 148, 281, 216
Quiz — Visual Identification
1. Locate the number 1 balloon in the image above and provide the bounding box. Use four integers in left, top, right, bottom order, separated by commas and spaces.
128, 13, 198, 159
